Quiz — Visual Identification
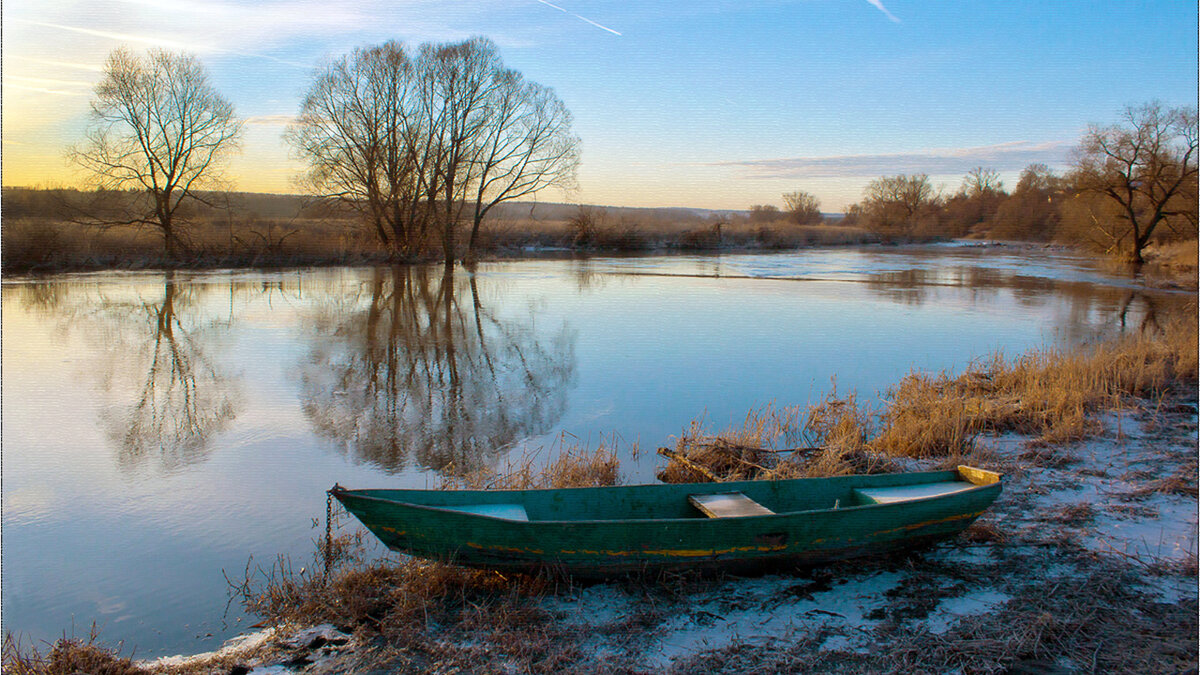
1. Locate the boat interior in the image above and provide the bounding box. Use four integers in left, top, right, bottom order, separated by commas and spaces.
365, 466, 1000, 523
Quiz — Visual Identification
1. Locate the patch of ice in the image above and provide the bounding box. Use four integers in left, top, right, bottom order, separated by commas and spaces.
280, 623, 350, 649
1087, 494, 1199, 562
144, 627, 277, 668
819, 634, 854, 652
643, 571, 905, 669
545, 583, 641, 627
923, 590, 1011, 635
1140, 575, 1200, 604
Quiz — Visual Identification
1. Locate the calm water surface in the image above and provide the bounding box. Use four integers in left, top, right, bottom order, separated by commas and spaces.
1, 245, 1182, 656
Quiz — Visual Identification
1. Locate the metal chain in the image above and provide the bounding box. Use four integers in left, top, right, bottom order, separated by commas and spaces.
324, 489, 333, 582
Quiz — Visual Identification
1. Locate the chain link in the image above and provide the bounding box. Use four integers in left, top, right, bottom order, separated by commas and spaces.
324, 489, 333, 582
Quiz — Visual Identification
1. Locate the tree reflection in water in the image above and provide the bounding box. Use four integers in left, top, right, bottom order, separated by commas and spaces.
858, 260, 1187, 345
300, 264, 577, 475
102, 273, 240, 471
7, 274, 247, 472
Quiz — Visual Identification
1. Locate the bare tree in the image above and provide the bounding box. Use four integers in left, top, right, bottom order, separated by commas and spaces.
286, 42, 434, 254
782, 190, 822, 225
940, 167, 1006, 236
1070, 101, 1198, 263
1014, 163, 1060, 195
70, 48, 243, 258
991, 163, 1063, 240
748, 204, 782, 223
961, 167, 1004, 197
860, 173, 938, 238
420, 38, 504, 264
288, 38, 579, 262
465, 70, 580, 258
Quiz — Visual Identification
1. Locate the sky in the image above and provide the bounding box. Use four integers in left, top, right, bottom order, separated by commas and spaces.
3, 0, 1197, 211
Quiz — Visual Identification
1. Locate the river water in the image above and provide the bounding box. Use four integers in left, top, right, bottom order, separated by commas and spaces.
1, 244, 1183, 656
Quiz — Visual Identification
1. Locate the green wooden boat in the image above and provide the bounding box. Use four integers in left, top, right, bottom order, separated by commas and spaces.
331, 465, 1002, 577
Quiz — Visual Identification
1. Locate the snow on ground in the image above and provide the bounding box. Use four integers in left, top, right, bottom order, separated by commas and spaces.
640, 570, 905, 669
995, 409, 1198, 570
177, 398, 1196, 673
544, 400, 1199, 670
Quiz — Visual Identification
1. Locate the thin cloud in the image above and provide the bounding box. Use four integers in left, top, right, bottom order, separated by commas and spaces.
9, 76, 95, 88
16, 19, 193, 49
866, 0, 901, 23
7, 84, 89, 96
15, 18, 311, 68
245, 114, 296, 126
17, 56, 104, 72
534, 0, 622, 36
712, 140, 1074, 179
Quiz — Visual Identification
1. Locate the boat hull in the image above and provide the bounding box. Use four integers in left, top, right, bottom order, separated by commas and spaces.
332, 468, 1001, 577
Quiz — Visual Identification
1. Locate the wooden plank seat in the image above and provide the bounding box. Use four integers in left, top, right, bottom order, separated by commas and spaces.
854, 481, 975, 505
689, 492, 775, 518
440, 504, 529, 521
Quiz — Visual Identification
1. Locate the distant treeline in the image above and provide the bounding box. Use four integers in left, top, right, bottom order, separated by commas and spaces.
755, 103, 1198, 265
0, 186, 743, 230
0, 186, 877, 272
833, 163, 1196, 251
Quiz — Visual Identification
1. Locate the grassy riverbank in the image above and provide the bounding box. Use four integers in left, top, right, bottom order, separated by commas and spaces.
1, 214, 882, 274
6, 313, 1195, 674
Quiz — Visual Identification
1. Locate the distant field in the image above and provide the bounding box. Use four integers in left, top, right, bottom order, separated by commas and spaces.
0, 187, 876, 273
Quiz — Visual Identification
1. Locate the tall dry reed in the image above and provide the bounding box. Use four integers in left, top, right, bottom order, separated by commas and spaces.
659, 316, 1196, 475
874, 316, 1197, 456
657, 396, 893, 483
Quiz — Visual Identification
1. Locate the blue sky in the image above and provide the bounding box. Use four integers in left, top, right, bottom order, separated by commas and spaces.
3, 0, 1197, 210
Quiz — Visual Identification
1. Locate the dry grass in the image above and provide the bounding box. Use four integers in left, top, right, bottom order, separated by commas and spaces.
231, 441, 629, 671
667, 558, 1197, 675
883, 567, 1197, 674
2, 217, 392, 272
232, 528, 592, 673
1131, 457, 1200, 498
656, 397, 896, 483
3, 211, 878, 273
873, 316, 1198, 457
240, 547, 550, 636
1039, 503, 1097, 526
2, 628, 149, 675
1146, 238, 1199, 271
444, 439, 623, 490
657, 317, 1196, 481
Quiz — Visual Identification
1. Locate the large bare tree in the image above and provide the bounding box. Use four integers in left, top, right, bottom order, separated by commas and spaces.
286, 42, 435, 253
960, 166, 1004, 197
465, 69, 580, 257
1070, 101, 1198, 263
420, 38, 504, 264
287, 38, 579, 261
70, 48, 243, 258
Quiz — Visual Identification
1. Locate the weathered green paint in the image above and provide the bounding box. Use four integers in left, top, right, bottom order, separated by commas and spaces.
332, 466, 1002, 577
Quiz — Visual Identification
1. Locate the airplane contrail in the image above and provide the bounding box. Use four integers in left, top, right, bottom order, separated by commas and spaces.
866, 0, 901, 23
534, 0, 622, 36
16, 19, 310, 68
17, 19, 192, 50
